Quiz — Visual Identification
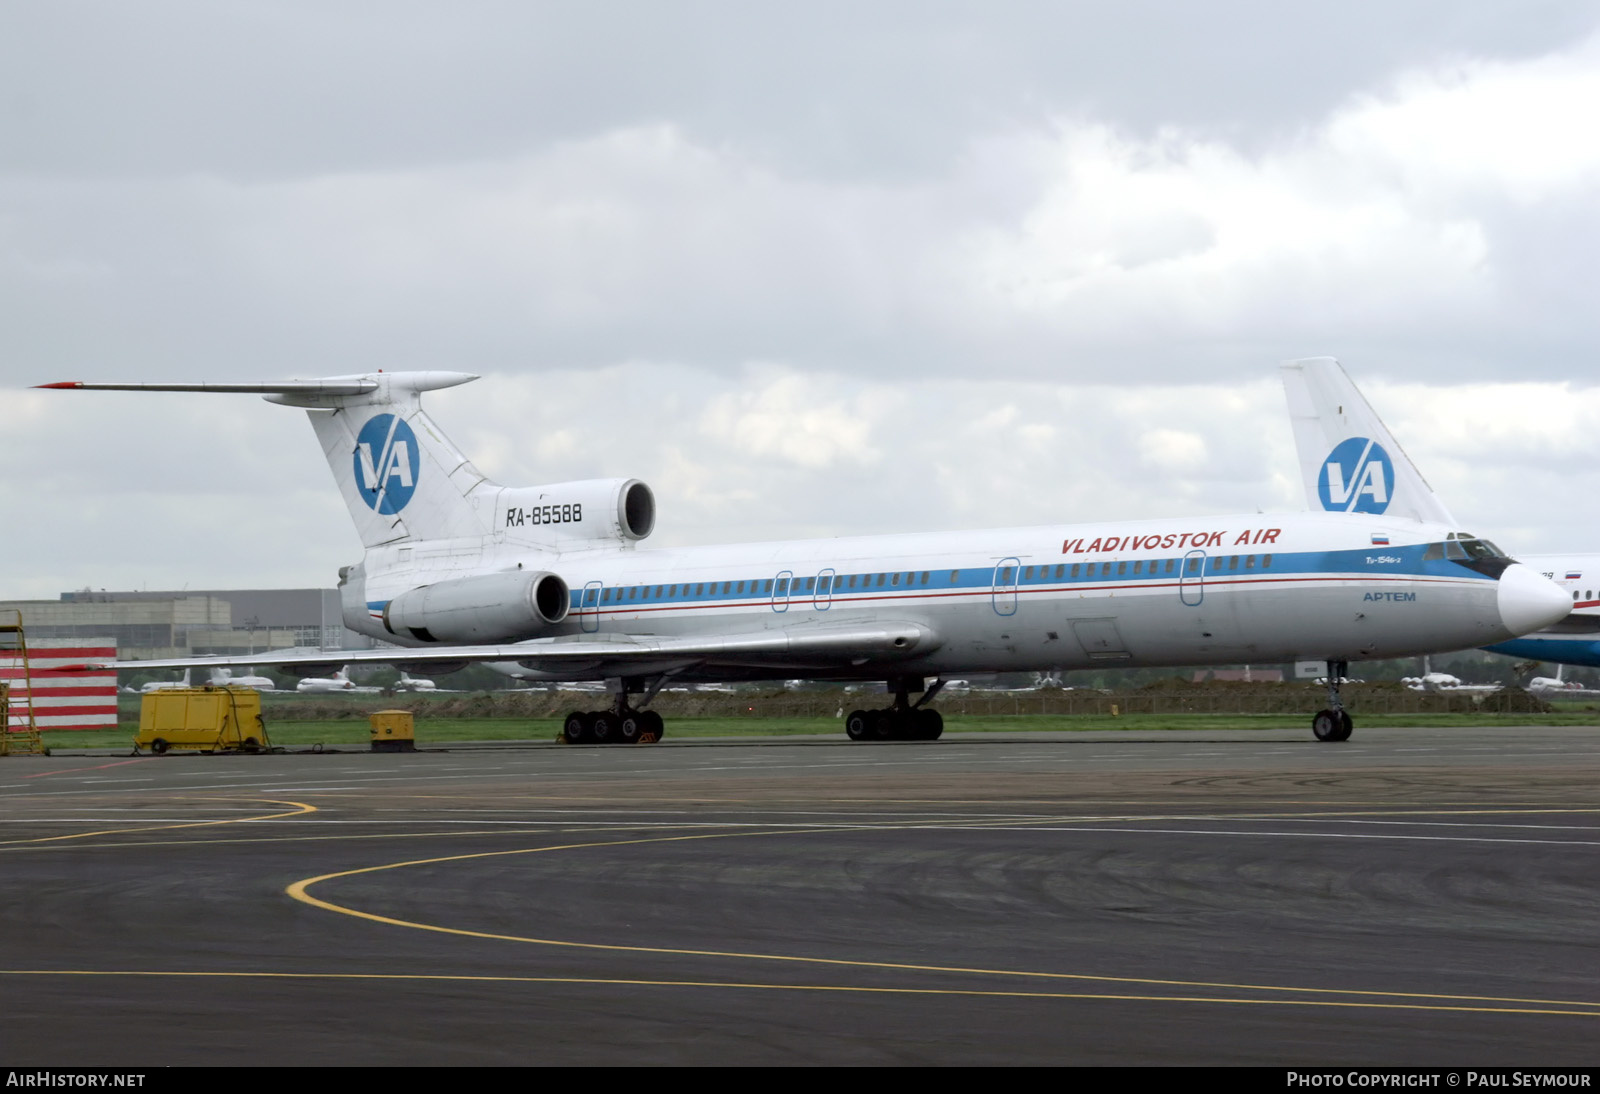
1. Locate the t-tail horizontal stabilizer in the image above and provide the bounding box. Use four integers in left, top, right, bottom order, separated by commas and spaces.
37, 372, 491, 549
1279, 357, 1455, 526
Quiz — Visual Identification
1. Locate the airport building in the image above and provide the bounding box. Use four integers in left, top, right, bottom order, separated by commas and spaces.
0, 588, 365, 662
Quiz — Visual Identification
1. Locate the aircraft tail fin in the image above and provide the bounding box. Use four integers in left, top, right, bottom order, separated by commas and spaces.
39, 372, 497, 548
1278, 357, 1455, 526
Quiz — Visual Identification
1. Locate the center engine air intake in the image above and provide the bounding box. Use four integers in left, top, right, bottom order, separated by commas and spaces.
383, 570, 570, 644
495, 478, 655, 544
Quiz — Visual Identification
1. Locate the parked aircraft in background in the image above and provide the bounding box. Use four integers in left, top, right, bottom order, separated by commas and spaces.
294, 669, 379, 695
395, 672, 440, 692
207, 667, 277, 690
42, 363, 1569, 744
1400, 658, 1501, 695
1402, 672, 1502, 695
139, 669, 192, 693
1526, 664, 1600, 699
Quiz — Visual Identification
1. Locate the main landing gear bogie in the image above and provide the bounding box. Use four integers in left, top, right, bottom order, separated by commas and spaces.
845, 707, 944, 741
562, 708, 664, 745
845, 677, 949, 742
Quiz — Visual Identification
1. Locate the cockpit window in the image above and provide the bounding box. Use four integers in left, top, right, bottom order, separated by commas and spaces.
1429, 534, 1515, 577
1457, 537, 1505, 560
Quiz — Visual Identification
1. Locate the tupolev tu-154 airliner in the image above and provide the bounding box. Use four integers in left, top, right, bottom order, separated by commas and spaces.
38, 359, 1570, 744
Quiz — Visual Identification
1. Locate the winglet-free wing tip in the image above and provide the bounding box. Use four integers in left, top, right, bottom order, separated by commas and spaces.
33, 381, 84, 389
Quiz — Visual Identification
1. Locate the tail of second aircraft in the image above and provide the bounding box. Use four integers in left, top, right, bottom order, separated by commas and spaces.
1279, 357, 1455, 526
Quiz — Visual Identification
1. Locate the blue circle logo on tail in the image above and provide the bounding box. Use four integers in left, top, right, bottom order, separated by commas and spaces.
353, 414, 420, 514
1317, 436, 1394, 514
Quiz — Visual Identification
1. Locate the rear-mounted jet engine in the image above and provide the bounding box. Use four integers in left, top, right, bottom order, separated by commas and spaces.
383, 570, 569, 643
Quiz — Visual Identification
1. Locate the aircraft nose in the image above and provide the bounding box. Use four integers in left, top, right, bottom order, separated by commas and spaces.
1497, 564, 1572, 637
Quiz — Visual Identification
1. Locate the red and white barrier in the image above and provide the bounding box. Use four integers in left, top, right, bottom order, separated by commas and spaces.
2, 640, 118, 732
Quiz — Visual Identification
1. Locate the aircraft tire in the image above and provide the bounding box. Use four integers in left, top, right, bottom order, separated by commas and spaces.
845, 709, 871, 741
618, 714, 644, 744
644, 711, 665, 740
562, 712, 592, 744
590, 712, 617, 744
1311, 710, 1347, 742
916, 709, 944, 741
869, 709, 894, 740
1336, 710, 1354, 741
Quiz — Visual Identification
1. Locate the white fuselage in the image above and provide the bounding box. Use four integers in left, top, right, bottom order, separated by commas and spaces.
344, 510, 1546, 682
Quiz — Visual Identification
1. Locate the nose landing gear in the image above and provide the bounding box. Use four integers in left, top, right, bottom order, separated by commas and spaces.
1312, 660, 1354, 742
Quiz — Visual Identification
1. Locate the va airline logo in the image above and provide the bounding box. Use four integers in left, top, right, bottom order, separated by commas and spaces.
1318, 437, 1393, 515
353, 414, 420, 514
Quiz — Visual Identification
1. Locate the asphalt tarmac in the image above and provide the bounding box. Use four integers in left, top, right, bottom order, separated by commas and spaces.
3, 725, 1598, 1066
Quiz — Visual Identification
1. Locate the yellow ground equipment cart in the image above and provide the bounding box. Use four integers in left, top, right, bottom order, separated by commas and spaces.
369, 709, 416, 752
136, 687, 268, 754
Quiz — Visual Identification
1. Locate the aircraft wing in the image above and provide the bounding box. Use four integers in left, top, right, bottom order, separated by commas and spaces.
49, 621, 941, 678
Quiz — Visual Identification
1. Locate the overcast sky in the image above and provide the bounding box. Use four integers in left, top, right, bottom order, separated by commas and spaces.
5, 2, 1600, 598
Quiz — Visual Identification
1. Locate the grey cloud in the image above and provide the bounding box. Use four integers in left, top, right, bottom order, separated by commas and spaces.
4, 2, 1596, 180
